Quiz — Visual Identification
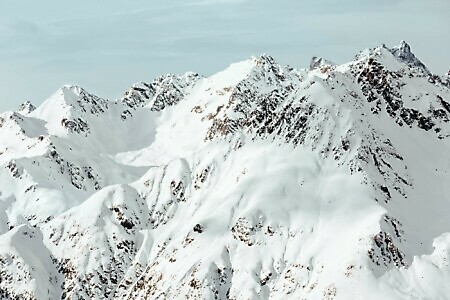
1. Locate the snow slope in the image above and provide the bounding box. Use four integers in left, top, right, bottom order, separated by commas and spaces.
0, 41, 449, 299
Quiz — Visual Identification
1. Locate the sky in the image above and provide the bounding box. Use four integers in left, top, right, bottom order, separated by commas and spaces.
0, 0, 449, 112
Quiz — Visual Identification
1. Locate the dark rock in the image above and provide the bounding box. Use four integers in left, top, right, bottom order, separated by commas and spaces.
193, 224, 203, 233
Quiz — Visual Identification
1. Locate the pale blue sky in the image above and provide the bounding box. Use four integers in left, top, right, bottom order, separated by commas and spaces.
0, 0, 449, 112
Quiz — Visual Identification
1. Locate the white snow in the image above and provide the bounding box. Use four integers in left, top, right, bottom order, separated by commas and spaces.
0, 42, 449, 299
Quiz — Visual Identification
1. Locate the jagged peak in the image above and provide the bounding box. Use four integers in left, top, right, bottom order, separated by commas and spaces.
56, 85, 107, 108
253, 53, 276, 66
150, 71, 201, 85
57, 84, 87, 99
120, 71, 203, 112
242, 53, 294, 84
34, 84, 89, 111
27, 84, 108, 137
54, 85, 107, 106
309, 56, 336, 70
60, 84, 82, 92
31, 86, 80, 116
351, 41, 430, 75
18, 101, 36, 115
209, 54, 283, 86
388, 40, 430, 74
396, 40, 411, 54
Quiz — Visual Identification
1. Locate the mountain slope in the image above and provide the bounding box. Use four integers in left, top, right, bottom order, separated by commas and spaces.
0, 41, 449, 299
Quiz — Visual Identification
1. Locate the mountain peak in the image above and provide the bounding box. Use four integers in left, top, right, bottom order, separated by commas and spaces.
309, 56, 336, 70
389, 40, 430, 74
397, 40, 411, 53
254, 53, 276, 65
18, 101, 36, 115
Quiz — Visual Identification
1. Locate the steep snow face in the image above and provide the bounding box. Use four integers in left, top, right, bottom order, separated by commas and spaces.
0, 42, 449, 299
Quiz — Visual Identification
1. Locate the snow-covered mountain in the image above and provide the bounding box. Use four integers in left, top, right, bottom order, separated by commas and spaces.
1, 41, 449, 299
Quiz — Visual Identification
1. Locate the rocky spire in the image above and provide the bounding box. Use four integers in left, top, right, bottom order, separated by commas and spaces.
389, 40, 430, 75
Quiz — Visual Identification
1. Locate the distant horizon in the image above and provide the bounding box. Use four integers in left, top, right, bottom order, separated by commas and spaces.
1, 0, 449, 112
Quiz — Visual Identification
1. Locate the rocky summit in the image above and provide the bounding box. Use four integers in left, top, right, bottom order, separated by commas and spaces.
0, 42, 449, 299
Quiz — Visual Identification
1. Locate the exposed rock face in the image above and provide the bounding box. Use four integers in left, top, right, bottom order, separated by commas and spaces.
388, 40, 430, 75
0, 42, 450, 299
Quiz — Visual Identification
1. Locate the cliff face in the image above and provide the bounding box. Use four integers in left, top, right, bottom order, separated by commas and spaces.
0, 42, 449, 299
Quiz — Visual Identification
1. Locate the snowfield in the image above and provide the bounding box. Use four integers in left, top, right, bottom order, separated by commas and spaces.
0, 41, 450, 299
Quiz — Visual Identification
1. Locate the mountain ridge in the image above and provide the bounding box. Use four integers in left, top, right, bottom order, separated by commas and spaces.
0, 41, 449, 299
